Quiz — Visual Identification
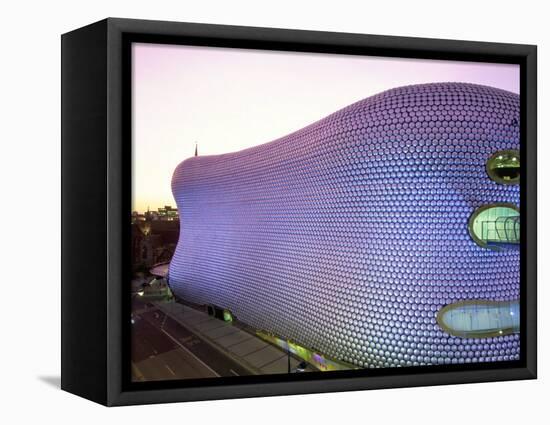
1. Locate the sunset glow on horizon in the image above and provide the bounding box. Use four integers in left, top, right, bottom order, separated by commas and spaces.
132, 43, 519, 213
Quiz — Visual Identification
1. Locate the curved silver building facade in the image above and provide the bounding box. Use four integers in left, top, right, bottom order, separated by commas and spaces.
169, 83, 520, 368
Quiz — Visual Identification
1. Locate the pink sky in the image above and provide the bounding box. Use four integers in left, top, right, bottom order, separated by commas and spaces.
132, 43, 519, 212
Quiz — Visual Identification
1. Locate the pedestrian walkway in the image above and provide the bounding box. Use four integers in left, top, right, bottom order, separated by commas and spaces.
154, 301, 313, 375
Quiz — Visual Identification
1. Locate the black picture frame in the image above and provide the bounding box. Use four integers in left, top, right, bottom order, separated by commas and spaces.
61, 17, 537, 406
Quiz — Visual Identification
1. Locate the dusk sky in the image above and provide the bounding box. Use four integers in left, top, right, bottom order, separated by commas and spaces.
132, 43, 519, 212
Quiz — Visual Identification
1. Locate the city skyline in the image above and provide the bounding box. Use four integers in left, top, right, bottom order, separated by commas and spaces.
132, 43, 519, 212
132, 204, 178, 215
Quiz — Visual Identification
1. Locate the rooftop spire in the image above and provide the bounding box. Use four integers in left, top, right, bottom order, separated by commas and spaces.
194, 142, 198, 157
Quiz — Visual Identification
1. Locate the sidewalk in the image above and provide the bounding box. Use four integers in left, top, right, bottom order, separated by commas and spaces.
154, 301, 311, 375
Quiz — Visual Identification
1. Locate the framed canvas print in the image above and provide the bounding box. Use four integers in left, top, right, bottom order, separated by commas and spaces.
61, 18, 537, 406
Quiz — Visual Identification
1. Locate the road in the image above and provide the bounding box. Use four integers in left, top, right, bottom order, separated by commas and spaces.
131, 301, 253, 381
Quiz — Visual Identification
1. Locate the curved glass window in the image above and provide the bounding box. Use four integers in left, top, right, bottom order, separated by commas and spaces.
437, 300, 519, 338
486, 150, 520, 184
469, 204, 519, 251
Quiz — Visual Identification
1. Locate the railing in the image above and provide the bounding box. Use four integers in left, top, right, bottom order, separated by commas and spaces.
481, 216, 520, 245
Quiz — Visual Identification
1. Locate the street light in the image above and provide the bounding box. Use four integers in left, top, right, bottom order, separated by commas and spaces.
286, 340, 301, 373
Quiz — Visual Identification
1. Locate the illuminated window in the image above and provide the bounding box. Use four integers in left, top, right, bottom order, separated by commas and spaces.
437, 300, 519, 338
223, 309, 233, 322
486, 150, 520, 184
468, 204, 519, 250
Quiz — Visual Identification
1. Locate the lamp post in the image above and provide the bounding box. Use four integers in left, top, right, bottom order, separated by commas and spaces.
287, 340, 291, 373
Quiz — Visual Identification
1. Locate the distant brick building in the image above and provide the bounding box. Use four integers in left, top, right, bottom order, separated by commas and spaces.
131, 219, 179, 270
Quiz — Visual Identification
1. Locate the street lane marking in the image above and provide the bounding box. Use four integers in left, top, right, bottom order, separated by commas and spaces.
165, 364, 176, 376
131, 363, 146, 381
160, 328, 220, 377
229, 369, 239, 376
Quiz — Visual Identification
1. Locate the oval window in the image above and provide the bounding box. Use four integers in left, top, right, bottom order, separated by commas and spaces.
437, 299, 519, 338
468, 204, 519, 250
486, 150, 520, 184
